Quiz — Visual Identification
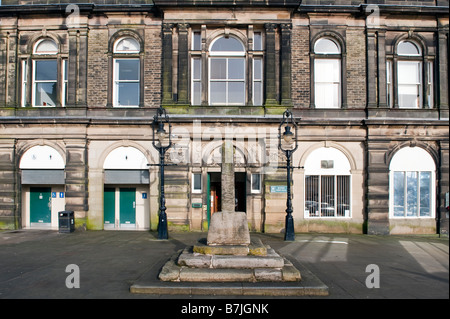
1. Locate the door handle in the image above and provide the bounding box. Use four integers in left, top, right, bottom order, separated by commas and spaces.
133, 201, 136, 209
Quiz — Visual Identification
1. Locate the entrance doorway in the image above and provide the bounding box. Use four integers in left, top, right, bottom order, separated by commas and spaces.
207, 172, 246, 224
30, 187, 52, 225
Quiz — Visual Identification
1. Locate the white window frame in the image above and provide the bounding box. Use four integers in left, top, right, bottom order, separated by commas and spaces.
251, 173, 261, 194
208, 35, 246, 106
389, 147, 436, 219
32, 59, 58, 107
21, 60, 28, 107
304, 147, 352, 218
313, 38, 342, 109
252, 57, 263, 106
113, 58, 140, 108
396, 40, 423, 109
192, 173, 202, 193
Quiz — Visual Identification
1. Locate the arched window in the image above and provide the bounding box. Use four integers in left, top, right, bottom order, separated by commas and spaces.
389, 147, 436, 218
31, 38, 66, 107
113, 37, 141, 107
396, 40, 423, 108
304, 147, 351, 218
313, 38, 342, 108
208, 36, 246, 105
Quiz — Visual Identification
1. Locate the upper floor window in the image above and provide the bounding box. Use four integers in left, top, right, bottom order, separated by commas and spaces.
28, 38, 67, 107
191, 31, 263, 106
113, 37, 141, 107
209, 36, 246, 105
387, 39, 433, 109
313, 38, 341, 108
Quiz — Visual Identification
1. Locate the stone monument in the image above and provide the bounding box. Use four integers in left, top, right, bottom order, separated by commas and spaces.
157, 140, 301, 283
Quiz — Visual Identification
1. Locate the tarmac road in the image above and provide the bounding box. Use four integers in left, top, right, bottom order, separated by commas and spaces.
0, 229, 448, 300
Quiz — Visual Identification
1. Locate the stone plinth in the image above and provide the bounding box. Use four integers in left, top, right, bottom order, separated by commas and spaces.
158, 237, 301, 283
207, 211, 251, 246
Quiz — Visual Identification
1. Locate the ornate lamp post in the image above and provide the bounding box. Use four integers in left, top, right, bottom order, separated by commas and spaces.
152, 106, 172, 239
278, 109, 299, 241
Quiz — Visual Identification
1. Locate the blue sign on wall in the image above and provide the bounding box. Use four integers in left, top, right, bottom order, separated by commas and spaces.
52, 192, 57, 198
59, 192, 64, 198
142, 193, 147, 199
270, 186, 287, 193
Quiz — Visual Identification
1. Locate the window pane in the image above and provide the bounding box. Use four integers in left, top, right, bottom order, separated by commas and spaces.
211, 37, 244, 52
35, 82, 57, 106
116, 60, 139, 81
337, 175, 350, 217
305, 175, 319, 217
210, 82, 226, 104
228, 59, 245, 80
193, 174, 202, 191
193, 32, 201, 51
117, 82, 139, 106
251, 174, 261, 192
321, 176, 335, 217
406, 171, 418, 217
254, 32, 262, 51
398, 61, 420, 84
397, 41, 420, 56
35, 39, 58, 54
315, 83, 340, 108
398, 84, 420, 108
315, 59, 340, 82
35, 60, 57, 81
115, 38, 140, 53
192, 82, 202, 105
210, 59, 226, 79
419, 172, 431, 217
393, 172, 405, 217
228, 82, 245, 104
193, 58, 201, 80
253, 58, 262, 80
315, 38, 340, 54
253, 81, 262, 106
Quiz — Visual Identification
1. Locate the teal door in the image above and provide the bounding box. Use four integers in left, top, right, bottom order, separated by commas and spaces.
104, 188, 116, 226
120, 188, 136, 225
30, 187, 52, 224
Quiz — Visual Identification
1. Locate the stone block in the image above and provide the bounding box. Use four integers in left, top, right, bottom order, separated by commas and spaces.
178, 248, 212, 268
158, 259, 180, 282
207, 211, 251, 246
179, 268, 254, 282
254, 268, 283, 282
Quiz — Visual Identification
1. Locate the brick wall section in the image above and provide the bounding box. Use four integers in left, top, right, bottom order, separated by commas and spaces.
144, 24, 162, 107
346, 27, 367, 108
87, 29, 109, 107
291, 23, 310, 108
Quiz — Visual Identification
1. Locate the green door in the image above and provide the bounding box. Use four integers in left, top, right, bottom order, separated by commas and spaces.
104, 188, 116, 226
30, 187, 52, 224
120, 188, 136, 226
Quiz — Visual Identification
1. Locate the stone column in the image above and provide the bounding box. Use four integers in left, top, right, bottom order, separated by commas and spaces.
162, 23, 174, 105
221, 140, 235, 212
177, 23, 189, 105
280, 23, 292, 106
264, 23, 277, 105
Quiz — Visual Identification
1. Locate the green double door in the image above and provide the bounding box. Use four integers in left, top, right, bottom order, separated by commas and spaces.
30, 187, 52, 224
104, 187, 136, 228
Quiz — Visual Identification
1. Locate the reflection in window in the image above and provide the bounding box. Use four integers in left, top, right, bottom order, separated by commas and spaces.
390, 147, 435, 218
34, 60, 57, 107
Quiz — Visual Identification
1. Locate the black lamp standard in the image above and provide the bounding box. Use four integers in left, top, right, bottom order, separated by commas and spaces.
278, 109, 299, 241
152, 106, 172, 240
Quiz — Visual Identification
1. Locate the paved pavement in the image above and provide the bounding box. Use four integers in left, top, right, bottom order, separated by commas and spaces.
0, 229, 448, 302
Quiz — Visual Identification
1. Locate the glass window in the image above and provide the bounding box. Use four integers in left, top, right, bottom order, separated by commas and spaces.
314, 38, 340, 54
395, 40, 423, 108
253, 58, 263, 106
34, 39, 58, 55
114, 37, 140, 53
304, 147, 351, 218
251, 173, 261, 193
33, 60, 57, 107
398, 61, 421, 108
314, 38, 341, 108
192, 58, 202, 105
390, 147, 435, 218
209, 36, 246, 105
192, 31, 202, 51
192, 173, 202, 193
21, 60, 28, 107
253, 32, 262, 51
314, 59, 341, 108
114, 59, 140, 107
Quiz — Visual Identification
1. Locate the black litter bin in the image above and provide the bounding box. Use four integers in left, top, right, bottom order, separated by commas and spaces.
59, 211, 75, 233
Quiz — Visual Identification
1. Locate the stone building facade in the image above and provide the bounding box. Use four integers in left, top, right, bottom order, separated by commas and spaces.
0, 0, 448, 235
